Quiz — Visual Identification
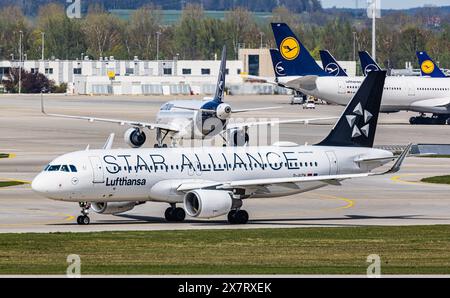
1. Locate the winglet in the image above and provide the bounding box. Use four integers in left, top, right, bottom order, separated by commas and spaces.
103, 133, 115, 150
382, 143, 412, 175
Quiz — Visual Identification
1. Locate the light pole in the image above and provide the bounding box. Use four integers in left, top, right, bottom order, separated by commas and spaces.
353, 31, 356, 61
41, 31, 45, 61
19, 30, 23, 94
156, 31, 161, 61
259, 32, 264, 49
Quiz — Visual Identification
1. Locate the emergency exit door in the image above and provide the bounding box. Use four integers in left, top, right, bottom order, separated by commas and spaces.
89, 156, 105, 183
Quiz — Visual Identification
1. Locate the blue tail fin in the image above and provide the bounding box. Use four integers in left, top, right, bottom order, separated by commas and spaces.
359, 51, 382, 76
213, 46, 227, 103
417, 51, 446, 78
317, 71, 387, 148
271, 23, 329, 77
320, 50, 348, 77
269, 49, 287, 78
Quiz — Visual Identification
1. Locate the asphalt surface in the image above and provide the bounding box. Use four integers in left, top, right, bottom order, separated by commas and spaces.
1, 94, 450, 233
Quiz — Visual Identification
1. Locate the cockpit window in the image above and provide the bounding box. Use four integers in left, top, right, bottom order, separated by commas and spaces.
47, 165, 61, 171
69, 165, 77, 172
61, 165, 70, 172
44, 165, 50, 171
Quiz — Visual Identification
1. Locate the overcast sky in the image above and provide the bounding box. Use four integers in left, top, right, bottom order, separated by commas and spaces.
321, 0, 450, 9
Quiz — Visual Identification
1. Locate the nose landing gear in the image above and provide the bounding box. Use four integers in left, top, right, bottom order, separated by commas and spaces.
77, 202, 91, 225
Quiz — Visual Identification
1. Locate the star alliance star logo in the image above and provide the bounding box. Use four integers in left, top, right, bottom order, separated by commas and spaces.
346, 102, 372, 138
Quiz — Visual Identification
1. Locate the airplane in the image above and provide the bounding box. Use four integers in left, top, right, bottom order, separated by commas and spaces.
320, 50, 348, 77
359, 51, 382, 76
416, 51, 447, 78
41, 46, 334, 148
32, 71, 412, 225
271, 22, 450, 125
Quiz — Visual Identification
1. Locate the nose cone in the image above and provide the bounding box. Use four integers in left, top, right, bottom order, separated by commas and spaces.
31, 173, 49, 195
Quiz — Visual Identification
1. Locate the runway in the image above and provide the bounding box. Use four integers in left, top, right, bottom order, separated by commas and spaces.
1, 94, 450, 233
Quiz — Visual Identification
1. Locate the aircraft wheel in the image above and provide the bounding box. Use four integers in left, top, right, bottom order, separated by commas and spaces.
173, 208, 186, 222
77, 215, 90, 225
164, 207, 174, 221
228, 210, 248, 224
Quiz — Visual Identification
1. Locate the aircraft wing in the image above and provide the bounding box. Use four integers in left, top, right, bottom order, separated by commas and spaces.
225, 117, 337, 130
177, 144, 411, 193
41, 97, 178, 132
281, 75, 318, 91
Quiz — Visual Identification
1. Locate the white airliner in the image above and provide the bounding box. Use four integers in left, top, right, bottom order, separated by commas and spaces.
270, 23, 450, 125
41, 46, 333, 148
32, 71, 411, 225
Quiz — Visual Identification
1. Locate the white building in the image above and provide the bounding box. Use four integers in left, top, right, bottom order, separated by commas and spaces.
0, 49, 356, 95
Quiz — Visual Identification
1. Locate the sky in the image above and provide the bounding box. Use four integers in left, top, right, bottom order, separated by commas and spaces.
321, 0, 450, 9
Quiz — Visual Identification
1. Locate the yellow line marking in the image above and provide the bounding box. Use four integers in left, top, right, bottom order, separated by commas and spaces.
390, 173, 450, 187
312, 193, 355, 210
0, 208, 75, 227
0, 177, 31, 184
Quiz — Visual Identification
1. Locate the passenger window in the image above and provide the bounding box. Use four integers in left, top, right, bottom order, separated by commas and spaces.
47, 165, 61, 171
61, 165, 70, 172
70, 165, 77, 172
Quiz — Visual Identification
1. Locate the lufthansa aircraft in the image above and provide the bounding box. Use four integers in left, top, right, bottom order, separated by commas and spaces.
271, 23, 450, 125
32, 71, 411, 225
359, 51, 383, 76
42, 46, 330, 148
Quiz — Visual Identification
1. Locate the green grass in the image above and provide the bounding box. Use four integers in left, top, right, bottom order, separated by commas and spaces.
421, 175, 450, 185
0, 181, 26, 188
1, 226, 450, 275
421, 155, 450, 158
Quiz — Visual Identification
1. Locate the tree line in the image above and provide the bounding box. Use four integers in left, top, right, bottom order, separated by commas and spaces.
0, 3, 449, 69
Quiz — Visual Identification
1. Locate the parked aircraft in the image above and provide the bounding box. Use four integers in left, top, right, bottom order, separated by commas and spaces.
320, 50, 348, 77
271, 23, 450, 125
32, 71, 411, 225
41, 46, 333, 147
417, 51, 447, 78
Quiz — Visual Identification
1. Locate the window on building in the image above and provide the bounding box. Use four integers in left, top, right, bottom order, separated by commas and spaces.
30, 68, 39, 74
225, 68, 229, 75
248, 55, 259, 76
163, 68, 172, 75
182, 68, 191, 75
73, 68, 82, 75
201, 68, 211, 75
237, 69, 241, 75
125, 68, 134, 75
45, 68, 53, 74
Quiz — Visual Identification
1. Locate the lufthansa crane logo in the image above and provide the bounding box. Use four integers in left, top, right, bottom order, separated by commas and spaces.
421, 60, 435, 74
280, 37, 300, 60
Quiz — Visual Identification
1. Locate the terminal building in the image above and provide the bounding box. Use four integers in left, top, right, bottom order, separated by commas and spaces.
0, 49, 356, 96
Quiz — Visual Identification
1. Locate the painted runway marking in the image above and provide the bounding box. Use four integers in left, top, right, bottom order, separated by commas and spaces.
312, 193, 355, 210
0, 208, 75, 228
391, 173, 450, 187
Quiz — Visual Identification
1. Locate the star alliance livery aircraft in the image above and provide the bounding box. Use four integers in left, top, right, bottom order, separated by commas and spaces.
41, 46, 328, 148
32, 71, 411, 225
271, 23, 450, 125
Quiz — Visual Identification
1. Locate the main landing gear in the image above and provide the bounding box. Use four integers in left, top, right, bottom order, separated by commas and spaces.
409, 114, 450, 125
164, 204, 186, 222
227, 209, 249, 224
77, 202, 91, 225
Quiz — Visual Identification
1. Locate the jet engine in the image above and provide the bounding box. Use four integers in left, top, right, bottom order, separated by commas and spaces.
228, 129, 249, 146
184, 190, 233, 218
124, 128, 146, 148
91, 202, 137, 214
216, 103, 232, 120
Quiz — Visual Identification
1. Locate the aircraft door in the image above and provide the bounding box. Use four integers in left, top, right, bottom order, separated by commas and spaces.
89, 156, 105, 183
408, 83, 415, 96
338, 81, 346, 94
325, 151, 338, 175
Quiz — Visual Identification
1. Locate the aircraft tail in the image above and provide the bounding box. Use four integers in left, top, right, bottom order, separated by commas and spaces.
359, 51, 382, 76
417, 51, 446, 78
213, 46, 227, 103
317, 71, 387, 148
271, 23, 328, 77
269, 49, 287, 78
319, 50, 348, 77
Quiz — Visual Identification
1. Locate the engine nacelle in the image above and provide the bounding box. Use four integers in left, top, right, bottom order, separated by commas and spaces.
184, 190, 233, 218
216, 103, 232, 120
91, 202, 136, 214
228, 129, 249, 146
124, 128, 146, 148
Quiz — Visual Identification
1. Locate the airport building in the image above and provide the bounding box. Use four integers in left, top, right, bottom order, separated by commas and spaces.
0, 49, 356, 95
